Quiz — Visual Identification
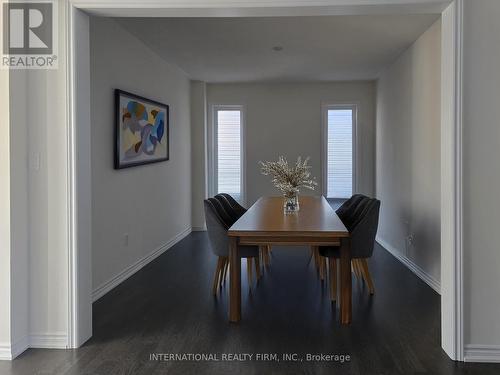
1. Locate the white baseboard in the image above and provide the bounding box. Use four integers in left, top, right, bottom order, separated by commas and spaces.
0, 333, 66, 360
0, 336, 29, 360
464, 345, 500, 363
30, 333, 67, 349
191, 225, 206, 231
11, 336, 29, 359
92, 227, 192, 302
376, 236, 441, 294
0, 343, 14, 360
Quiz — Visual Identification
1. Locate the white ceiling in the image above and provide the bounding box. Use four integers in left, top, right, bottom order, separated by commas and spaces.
115, 14, 440, 82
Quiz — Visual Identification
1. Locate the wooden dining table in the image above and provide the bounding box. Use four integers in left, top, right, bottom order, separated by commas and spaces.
227, 196, 352, 325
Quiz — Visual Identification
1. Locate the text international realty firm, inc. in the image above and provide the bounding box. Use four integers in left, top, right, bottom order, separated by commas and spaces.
149, 353, 351, 363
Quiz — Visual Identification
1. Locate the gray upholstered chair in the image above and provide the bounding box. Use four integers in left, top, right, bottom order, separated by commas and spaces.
214, 194, 240, 224
217, 193, 272, 267
319, 197, 380, 301
335, 194, 365, 223
219, 193, 247, 217
204, 198, 261, 295
209, 197, 234, 226
312, 195, 368, 279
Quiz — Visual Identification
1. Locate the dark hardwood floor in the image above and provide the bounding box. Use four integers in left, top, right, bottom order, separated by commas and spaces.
2, 231, 500, 374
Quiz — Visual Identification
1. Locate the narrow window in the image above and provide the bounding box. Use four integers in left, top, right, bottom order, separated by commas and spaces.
324, 105, 356, 198
213, 106, 244, 202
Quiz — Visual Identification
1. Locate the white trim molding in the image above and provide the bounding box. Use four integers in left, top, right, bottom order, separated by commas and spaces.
192, 226, 207, 231
67, 3, 93, 350
452, 0, 464, 361
464, 345, 500, 363
92, 227, 192, 302
71, 0, 451, 18
66, 0, 78, 352
440, 0, 464, 362
0, 336, 29, 361
0, 333, 67, 360
376, 237, 441, 294
30, 333, 68, 350
10, 337, 29, 359
0, 343, 13, 361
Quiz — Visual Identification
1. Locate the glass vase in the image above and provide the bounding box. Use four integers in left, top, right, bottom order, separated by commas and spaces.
283, 193, 300, 213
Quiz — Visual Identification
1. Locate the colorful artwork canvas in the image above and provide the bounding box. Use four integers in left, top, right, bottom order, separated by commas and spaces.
115, 89, 169, 169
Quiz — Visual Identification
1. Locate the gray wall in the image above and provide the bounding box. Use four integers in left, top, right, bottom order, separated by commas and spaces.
0, 62, 9, 351
190, 81, 208, 230
201, 81, 375, 210
376, 19, 441, 288
462, 0, 500, 348
90, 18, 192, 293
0, 70, 30, 357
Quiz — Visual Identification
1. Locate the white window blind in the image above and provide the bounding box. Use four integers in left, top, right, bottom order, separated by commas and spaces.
216, 109, 242, 201
327, 108, 354, 198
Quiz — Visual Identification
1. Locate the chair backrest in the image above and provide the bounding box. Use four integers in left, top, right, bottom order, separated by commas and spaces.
336, 194, 365, 221
350, 198, 381, 259
204, 199, 229, 257
220, 193, 247, 216
343, 196, 371, 231
209, 197, 234, 227
215, 194, 240, 223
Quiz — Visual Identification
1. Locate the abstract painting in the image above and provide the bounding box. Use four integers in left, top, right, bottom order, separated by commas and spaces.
115, 89, 169, 169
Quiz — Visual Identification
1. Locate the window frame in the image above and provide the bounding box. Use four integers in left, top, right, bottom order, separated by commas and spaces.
321, 103, 358, 199
208, 104, 246, 205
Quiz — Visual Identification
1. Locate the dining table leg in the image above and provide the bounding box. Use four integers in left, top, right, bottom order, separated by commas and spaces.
339, 237, 352, 325
229, 236, 241, 322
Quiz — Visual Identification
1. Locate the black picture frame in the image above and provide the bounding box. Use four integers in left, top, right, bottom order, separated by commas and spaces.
114, 89, 170, 169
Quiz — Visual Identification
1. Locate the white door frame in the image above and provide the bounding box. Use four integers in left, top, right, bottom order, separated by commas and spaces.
440, 0, 464, 361
66, 0, 463, 361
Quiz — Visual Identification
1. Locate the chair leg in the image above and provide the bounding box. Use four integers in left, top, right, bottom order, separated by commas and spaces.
312, 246, 322, 280
319, 256, 326, 281
358, 260, 364, 279
353, 259, 362, 278
255, 255, 261, 280
307, 247, 314, 265
247, 258, 253, 286
212, 257, 223, 295
312, 246, 319, 270
332, 258, 337, 301
260, 246, 268, 268
357, 260, 365, 280
360, 258, 375, 295
222, 257, 229, 284
318, 254, 323, 279
329, 258, 337, 301
219, 257, 228, 289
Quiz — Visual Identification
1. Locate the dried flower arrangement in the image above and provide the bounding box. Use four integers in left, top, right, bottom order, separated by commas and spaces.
260, 156, 318, 199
